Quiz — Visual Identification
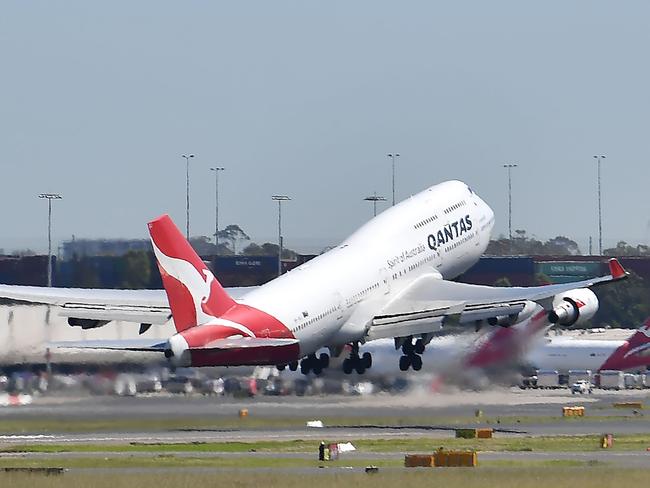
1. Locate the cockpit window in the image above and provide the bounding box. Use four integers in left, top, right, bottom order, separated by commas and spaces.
467, 185, 474, 194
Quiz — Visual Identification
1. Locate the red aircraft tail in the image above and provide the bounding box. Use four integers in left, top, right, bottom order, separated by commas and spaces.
148, 215, 236, 332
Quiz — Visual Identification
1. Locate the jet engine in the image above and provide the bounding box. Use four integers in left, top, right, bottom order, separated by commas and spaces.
547, 288, 598, 326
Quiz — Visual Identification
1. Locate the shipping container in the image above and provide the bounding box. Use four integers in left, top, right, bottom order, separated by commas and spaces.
536, 369, 560, 388
599, 370, 624, 390
568, 369, 593, 385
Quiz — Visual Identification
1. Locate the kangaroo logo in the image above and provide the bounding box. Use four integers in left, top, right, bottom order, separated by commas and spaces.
152, 240, 256, 337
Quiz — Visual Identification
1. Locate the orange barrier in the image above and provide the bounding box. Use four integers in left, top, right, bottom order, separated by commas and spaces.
562, 406, 585, 417
434, 449, 478, 467
477, 428, 493, 439
404, 454, 435, 467
613, 402, 643, 409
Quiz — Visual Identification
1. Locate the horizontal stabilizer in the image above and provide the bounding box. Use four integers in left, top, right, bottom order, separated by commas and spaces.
52, 339, 168, 352
199, 337, 299, 350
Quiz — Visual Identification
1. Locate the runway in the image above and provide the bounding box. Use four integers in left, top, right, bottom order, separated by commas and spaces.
1, 387, 648, 439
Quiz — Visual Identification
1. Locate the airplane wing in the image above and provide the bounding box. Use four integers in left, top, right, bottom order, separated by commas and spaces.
53, 339, 169, 352
52, 337, 298, 353
0, 284, 256, 329
367, 258, 626, 341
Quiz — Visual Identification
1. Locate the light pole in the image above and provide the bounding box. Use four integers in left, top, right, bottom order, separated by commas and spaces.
181, 154, 194, 240
38, 193, 62, 287
364, 192, 387, 217
387, 153, 400, 206
210, 166, 225, 252
503, 164, 518, 243
271, 195, 291, 277
593, 155, 606, 255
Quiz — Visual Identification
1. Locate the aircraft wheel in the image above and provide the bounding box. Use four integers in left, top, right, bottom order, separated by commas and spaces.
355, 364, 366, 375
414, 339, 425, 355
319, 353, 330, 369
277, 364, 286, 372
411, 355, 423, 371
289, 361, 298, 371
342, 358, 353, 374
313, 365, 323, 376
402, 341, 414, 355
300, 359, 311, 375
399, 355, 411, 371
362, 352, 372, 369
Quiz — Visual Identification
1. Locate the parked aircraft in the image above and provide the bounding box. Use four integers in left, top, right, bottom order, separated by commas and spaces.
0, 181, 628, 374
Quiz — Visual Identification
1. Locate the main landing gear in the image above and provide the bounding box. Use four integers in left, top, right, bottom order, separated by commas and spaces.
278, 353, 330, 376
399, 338, 425, 371
342, 343, 372, 375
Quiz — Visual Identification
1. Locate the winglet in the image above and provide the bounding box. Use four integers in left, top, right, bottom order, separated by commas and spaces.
608, 258, 627, 281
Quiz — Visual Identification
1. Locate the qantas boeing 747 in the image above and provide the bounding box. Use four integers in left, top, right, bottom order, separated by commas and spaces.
0, 181, 628, 374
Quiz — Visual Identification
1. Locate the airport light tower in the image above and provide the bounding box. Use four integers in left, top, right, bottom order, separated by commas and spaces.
272, 195, 291, 277
387, 153, 400, 206
38, 193, 62, 287
364, 192, 387, 217
210, 166, 225, 251
181, 154, 194, 240
593, 155, 606, 255
503, 164, 518, 242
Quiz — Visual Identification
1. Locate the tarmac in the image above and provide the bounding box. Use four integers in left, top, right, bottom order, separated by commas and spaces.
0, 387, 648, 472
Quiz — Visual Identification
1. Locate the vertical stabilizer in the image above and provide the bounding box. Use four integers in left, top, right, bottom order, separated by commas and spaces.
148, 214, 236, 332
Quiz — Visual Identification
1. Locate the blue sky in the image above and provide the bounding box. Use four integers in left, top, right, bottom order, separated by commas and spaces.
2, 1, 649, 253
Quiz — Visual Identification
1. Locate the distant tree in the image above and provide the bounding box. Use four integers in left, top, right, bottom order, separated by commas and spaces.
216, 225, 250, 254
487, 231, 580, 256
592, 271, 650, 328
189, 236, 217, 256
242, 243, 265, 256
545, 236, 580, 255
604, 241, 650, 257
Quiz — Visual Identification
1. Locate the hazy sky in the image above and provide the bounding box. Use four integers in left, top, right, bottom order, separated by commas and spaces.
2, 1, 649, 254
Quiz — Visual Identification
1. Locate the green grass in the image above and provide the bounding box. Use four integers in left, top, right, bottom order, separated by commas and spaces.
5, 433, 650, 454
0, 455, 402, 469
1, 467, 649, 488
0, 412, 646, 434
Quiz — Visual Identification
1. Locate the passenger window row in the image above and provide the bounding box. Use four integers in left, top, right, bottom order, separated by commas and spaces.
443, 200, 466, 214
414, 214, 439, 229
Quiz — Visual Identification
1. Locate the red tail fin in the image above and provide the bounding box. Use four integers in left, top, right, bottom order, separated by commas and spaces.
148, 215, 236, 332
626, 317, 650, 349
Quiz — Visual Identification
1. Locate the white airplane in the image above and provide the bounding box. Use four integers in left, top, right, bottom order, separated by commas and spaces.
365, 312, 650, 381
0, 180, 628, 374
526, 319, 650, 373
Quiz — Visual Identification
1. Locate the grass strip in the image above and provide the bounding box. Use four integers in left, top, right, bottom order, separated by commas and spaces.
4, 433, 650, 454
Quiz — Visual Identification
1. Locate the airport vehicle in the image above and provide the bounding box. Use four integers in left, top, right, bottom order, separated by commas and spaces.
571, 379, 593, 394
0, 181, 628, 373
526, 319, 650, 374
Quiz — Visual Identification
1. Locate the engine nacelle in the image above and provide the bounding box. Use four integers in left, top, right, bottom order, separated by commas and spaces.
488, 300, 538, 327
548, 288, 599, 326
